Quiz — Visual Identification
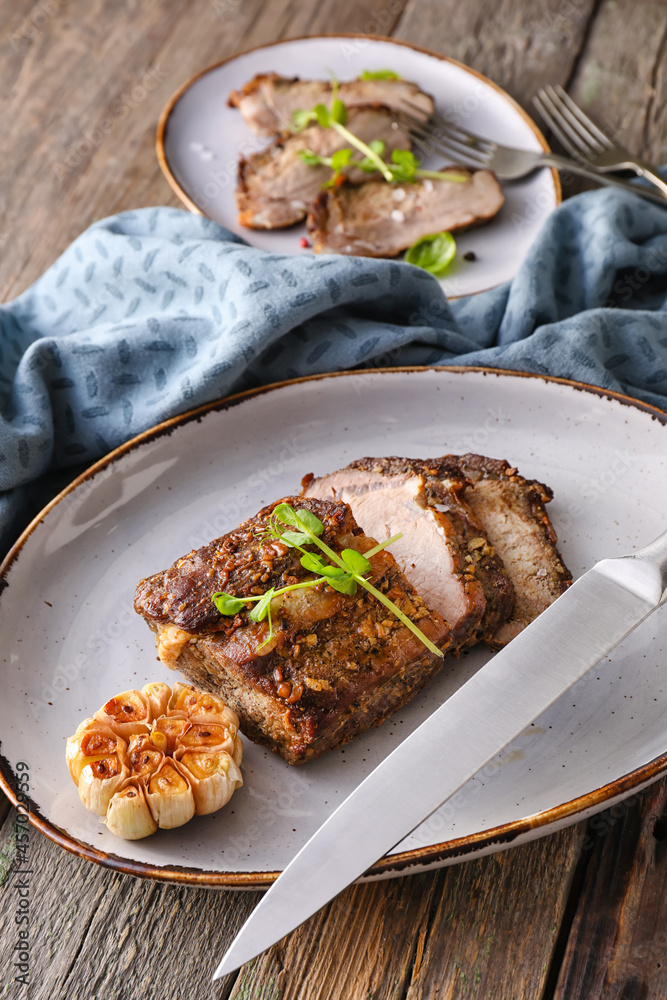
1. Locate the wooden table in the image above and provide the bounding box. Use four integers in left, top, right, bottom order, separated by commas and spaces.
2, 1, 667, 996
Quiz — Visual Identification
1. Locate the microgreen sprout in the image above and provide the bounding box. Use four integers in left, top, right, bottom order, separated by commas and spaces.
293, 79, 468, 187
211, 503, 443, 658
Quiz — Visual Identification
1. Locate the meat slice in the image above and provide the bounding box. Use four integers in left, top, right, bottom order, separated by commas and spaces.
307, 169, 504, 257
237, 107, 413, 230
134, 497, 451, 765
451, 454, 572, 646
228, 72, 435, 135
302, 461, 513, 649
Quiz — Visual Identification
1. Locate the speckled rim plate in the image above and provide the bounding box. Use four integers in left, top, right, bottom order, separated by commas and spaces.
156, 35, 561, 299
1, 366, 666, 888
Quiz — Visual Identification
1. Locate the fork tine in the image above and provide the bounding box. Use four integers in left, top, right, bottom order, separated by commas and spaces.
405, 123, 491, 167
532, 93, 585, 162
538, 86, 605, 155
399, 99, 496, 152
533, 89, 597, 158
409, 130, 490, 168
551, 85, 612, 149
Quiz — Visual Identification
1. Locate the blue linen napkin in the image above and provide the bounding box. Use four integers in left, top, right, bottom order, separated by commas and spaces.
2, 189, 667, 552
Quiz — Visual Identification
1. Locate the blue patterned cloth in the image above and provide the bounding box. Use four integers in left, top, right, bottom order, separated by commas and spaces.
2, 191, 667, 551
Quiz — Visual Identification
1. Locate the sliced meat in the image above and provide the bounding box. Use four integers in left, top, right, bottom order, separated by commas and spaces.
450, 454, 572, 646
229, 72, 434, 135
302, 461, 512, 648
307, 169, 504, 257
237, 106, 413, 230
348, 456, 515, 644
134, 496, 451, 765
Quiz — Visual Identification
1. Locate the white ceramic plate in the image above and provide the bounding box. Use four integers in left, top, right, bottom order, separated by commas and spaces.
157, 36, 560, 299
2, 368, 666, 887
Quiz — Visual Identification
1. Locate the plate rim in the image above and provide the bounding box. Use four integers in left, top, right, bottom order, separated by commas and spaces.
155, 31, 562, 299
2, 364, 666, 888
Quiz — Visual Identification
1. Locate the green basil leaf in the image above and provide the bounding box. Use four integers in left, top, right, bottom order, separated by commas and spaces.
314, 103, 331, 128
341, 548, 372, 575
300, 552, 329, 574
212, 592, 246, 616
404, 231, 457, 277
359, 69, 401, 81
330, 148, 353, 171
326, 575, 358, 596
292, 108, 317, 131
294, 509, 325, 536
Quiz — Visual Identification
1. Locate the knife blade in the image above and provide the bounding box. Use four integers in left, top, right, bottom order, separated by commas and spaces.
213, 530, 667, 981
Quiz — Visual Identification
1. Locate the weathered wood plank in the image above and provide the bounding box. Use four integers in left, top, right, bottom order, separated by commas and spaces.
228, 872, 439, 1000
553, 778, 667, 1000
404, 826, 587, 1000
0, 0, 408, 302
567, 0, 667, 162
545, 0, 667, 198
230, 824, 587, 1000
0, 806, 258, 1000
394, 0, 598, 105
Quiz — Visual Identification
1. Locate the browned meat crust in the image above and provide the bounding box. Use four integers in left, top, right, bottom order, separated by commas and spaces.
134, 497, 451, 765
228, 72, 435, 135
307, 170, 504, 257
303, 457, 513, 648
450, 454, 572, 647
236, 106, 412, 230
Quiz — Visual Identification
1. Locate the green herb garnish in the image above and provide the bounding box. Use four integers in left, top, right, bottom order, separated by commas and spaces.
359, 69, 402, 81
211, 503, 443, 658
405, 231, 457, 276
293, 79, 468, 187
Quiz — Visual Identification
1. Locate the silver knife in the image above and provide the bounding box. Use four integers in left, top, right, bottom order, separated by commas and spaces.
213, 530, 667, 980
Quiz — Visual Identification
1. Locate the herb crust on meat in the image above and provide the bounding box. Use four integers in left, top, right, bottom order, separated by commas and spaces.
134, 497, 451, 764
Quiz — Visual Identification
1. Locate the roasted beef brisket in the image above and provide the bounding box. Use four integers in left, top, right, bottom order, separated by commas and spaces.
134, 497, 451, 765
302, 458, 514, 649
228, 73, 435, 135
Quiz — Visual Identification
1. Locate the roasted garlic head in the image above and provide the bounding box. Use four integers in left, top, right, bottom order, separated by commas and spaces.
66, 681, 242, 839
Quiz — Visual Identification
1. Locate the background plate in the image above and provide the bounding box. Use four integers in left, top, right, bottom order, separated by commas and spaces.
2, 368, 666, 887
157, 35, 560, 298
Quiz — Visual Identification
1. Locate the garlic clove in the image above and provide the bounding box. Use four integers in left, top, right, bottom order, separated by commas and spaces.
141, 681, 171, 720
145, 761, 195, 829
174, 722, 236, 756
178, 750, 243, 815
78, 754, 129, 816
153, 714, 190, 755
66, 719, 127, 786
127, 732, 164, 781
149, 730, 168, 754
232, 734, 243, 769
94, 689, 151, 740
106, 781, 158, 840
168, 682, 239, 731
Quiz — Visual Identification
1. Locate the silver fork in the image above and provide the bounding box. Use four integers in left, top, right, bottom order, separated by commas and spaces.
399, 101, 667, 206
532, 85, 667, 201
